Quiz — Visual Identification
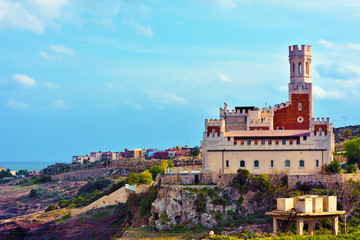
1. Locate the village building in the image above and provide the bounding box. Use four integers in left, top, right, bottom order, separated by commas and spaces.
201, 45, 334, 175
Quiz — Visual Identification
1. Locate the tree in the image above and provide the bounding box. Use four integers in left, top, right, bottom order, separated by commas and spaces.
139, 170, 153, 184
336, 180, 360, 233
344, 137, 360, 165
127, 172, 140, 185
345, 129, 352, 140
189, 146, 200, 157
149, 165, 164, 180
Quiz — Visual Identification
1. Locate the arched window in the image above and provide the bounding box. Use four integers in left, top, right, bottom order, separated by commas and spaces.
316, 160, 319, 168
240, 160, 245, 168
285, 160, 290, 168
299, 160, 305, 168
226, 160, 229, 168
270, 160, 274, 168
298, 62, 302, 75
298, 103, 302, 111
306, 61, 309, 75
292, 63, 295, 74
254, 160, 259, 168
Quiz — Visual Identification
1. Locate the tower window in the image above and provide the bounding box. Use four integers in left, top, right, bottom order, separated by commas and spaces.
306, 61, 309, 75
292, 63, 295, 74
226, 160, 229, 168
299, 62, 302, 75
298, 103, 302, 110
285, 160, 290, 168
254, 160, 259, 168
240, 160, 245, 168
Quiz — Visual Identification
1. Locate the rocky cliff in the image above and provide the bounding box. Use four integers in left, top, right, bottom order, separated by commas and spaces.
150, 185, 263, 230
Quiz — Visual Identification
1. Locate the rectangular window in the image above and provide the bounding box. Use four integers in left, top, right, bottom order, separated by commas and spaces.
282, 139, 286, 145
298, 103, 302, 111
270, 160, 274, 168
247, 139, 251, 145
226, 160, 229, 168
277, 127, 284, 130
303, 136, 307, 141
316, 160, 319, 168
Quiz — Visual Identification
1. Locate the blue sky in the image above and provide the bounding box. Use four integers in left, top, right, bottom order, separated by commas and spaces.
1, 0, 360, 165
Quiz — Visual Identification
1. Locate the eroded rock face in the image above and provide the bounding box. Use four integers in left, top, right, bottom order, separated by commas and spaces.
150, 186, 240, 230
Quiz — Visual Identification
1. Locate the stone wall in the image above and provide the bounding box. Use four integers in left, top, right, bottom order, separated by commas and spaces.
162, 173, 236, 187
51, 168, 112, 181
288, 174, 360, 187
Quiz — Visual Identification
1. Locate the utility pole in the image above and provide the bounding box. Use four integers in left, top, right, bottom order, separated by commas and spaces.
343, 116, 347, 128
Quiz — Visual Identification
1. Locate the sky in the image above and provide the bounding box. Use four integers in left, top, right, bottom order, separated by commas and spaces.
2, 0, 360, 165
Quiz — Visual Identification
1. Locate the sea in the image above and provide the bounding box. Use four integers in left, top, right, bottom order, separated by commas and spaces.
0, 161, 70, 172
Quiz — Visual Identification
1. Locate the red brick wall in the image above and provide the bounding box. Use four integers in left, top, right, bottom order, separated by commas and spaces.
314, 124, 328, 136
273, 94, 310, 130
207, 126, 220, 136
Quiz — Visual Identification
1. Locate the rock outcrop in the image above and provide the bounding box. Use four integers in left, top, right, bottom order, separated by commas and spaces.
150, 185, 243, 230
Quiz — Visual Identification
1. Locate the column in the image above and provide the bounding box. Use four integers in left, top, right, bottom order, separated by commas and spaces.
332, 216, 339, 235
308, 220, 315, 235
296, 218, 304, 235
273, 217, 279, 234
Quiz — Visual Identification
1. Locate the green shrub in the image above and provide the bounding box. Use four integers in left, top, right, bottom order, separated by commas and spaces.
30, 189, 38, 198
232, 169, 250, 193
45, 204, 58, 212
140, 186, 158, 216
62, 214, 70, 221
346, 164, 357, 173
214, 212, 223, 220
325, 161, 342, 174
194, 192, 206, 213
78, 178, 112, 193
237, 196, 244, 205
127, 172, 140, 185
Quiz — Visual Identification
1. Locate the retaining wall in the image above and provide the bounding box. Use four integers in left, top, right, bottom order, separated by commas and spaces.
288, 174, 360, 187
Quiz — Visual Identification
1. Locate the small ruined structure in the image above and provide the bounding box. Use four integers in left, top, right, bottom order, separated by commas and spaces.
266, 195, 345, 235
201, 45, 334, 175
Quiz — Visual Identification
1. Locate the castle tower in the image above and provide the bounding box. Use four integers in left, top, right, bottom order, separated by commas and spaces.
273, 45, 313, 130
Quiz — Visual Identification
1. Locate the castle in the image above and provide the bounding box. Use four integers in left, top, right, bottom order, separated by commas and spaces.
201, 45, 334, 175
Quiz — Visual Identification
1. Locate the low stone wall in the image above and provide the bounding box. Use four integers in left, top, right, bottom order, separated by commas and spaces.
288, 173, 360, 187
51, 168, 112, 181
162, 172, 236, 187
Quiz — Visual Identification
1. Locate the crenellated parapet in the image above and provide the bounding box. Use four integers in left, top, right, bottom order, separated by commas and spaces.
205, 119, 225, 137
273, 101, 291, 111
289, 45, 312, 56
310, 117, 333, 137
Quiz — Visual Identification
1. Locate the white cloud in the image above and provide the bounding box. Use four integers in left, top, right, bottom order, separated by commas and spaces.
12, 74, 37, 88
318, 39, 360, 51
0, 0, 68, 34
45, 82, 60, 88
0, 0, 44, 33
165, 93, 186, 104
53, 99, 67, 108
125, 19, 154, 37
49, 44, 75, 55
213, 0, 237, 9
218, 73, 232, 83
7, 98, 29, 109
197, 0, 239, 9
125, 99, 144, 110
39, 51, 60, 59
313, 85, 344, 99
146, 91, 186, 104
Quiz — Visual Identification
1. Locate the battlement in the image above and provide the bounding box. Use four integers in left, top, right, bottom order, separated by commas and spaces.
289, 45, 312, 56
205, 119, 223, 125
249, 118, 272, 125
312, 117, 330, 124
274, 101, 291, 111
261, 107, 273, 113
